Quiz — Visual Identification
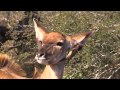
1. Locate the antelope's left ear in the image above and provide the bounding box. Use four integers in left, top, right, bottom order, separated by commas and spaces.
33, 18, 48, 41
69, 31, 92, 48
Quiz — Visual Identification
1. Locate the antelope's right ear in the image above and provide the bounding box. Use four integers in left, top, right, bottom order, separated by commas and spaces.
67, 31, 92, 49
33, 18, 48, 41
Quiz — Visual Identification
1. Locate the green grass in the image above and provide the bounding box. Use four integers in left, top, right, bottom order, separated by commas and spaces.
0, 11, 120, 79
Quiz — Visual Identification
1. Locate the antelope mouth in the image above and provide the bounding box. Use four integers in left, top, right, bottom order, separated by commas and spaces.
35, 55, 50, 65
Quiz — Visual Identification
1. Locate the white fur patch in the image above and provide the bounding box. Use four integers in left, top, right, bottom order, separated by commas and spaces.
35, 54, 46, 64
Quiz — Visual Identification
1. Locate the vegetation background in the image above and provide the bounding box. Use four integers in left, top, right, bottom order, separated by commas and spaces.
0, 11, 120, 79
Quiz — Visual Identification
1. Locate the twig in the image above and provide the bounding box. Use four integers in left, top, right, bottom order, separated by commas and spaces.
108, 67, 120, 79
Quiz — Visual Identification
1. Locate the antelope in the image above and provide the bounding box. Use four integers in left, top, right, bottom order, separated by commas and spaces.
0, 18, 91, 79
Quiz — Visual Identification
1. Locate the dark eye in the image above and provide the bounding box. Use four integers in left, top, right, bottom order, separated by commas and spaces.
57, 42, 63, 46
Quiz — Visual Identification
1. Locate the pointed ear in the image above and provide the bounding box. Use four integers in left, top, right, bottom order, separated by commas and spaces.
33, 18, 47, 41
70, 32, 92, 48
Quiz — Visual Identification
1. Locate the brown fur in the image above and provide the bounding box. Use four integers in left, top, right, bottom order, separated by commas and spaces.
43, 32, 65, 44
0, 54, 43, 79
0, 54, 26, 79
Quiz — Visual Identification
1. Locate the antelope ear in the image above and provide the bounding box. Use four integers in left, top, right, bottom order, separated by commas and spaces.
33, 18, 47, 41
70, 32, 92, 48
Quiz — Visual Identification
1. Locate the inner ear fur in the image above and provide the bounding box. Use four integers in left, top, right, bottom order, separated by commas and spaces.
66, 31, 92, 49
33, 18, 48, 41
71, 32, 92, 43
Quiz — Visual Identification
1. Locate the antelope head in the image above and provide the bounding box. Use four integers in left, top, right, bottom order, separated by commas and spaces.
33, 19, 91, 65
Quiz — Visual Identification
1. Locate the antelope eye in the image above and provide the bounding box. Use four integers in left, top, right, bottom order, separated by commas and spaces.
57, 42, 63, 46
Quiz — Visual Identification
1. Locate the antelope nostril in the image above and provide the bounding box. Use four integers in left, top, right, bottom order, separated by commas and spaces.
40, 53, 44, 57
